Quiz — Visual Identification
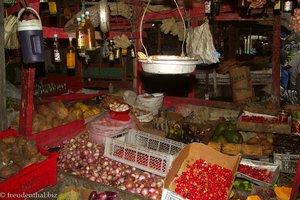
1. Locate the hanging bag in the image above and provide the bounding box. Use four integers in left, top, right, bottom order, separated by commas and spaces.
4, 15, 20, 49
186, 20, 219, 64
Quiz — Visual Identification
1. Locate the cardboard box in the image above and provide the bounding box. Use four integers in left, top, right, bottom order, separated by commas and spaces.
162, 143, 241, 200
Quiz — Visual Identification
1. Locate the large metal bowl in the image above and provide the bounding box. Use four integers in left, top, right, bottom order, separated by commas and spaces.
139, 55, 199, 74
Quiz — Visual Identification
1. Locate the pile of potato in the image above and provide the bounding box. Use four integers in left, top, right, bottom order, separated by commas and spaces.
0, 136, 47, 182
32, 101, 101, 134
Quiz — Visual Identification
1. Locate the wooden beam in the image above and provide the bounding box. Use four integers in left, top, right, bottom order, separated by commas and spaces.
0, 1, 7, 131
271, 15, 281, 108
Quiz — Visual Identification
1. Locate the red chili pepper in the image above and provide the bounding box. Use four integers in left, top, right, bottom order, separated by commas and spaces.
174, 159, 233, 200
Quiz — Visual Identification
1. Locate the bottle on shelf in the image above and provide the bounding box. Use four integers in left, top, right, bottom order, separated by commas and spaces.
115, 48, 121, 60
213, 0, 220, 16
48, 0, 57, 15
76, 17, 85, 55
205, 0, 212, 15
283, 0, 294, 12
108, 40, 115, 62
52, 33, 62, 65
66, 37, 76, 76
129, 40, 136, 58
63, 0, 72, 21
238, 0, 250, 18
121, 47, 127, 56
84, 11, 96, 51
273, 0, 282, 15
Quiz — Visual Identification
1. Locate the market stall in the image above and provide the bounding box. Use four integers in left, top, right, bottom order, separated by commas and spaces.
1, 0, 300, 199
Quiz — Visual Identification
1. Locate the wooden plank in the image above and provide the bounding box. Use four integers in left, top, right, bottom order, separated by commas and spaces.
271, 15, 281, 108
0, 1, 7, 131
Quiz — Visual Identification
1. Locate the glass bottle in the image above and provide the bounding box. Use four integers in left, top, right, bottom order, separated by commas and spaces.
214, 0, 220, 16
238, 0, 250, 18
48, 0, 57, 15
108, 40, 115, 61
53, 33, 62, 64
63, 0, 72, 21
66, 37, 76, 76
283, 0, 293, 12
76, 17, 85, 54
204, 0, 212, 15
273, 0, 282, 15
129, 40, 136, 58
121, 48, 127, 56
84, 11, 96, 51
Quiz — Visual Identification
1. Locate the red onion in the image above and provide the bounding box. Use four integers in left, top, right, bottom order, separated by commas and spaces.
58, 132, 164, 199
141, 188, 148, 196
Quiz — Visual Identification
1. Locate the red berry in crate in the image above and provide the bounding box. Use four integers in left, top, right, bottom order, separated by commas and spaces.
174, 159, 233, 200
238, 164, 273, 183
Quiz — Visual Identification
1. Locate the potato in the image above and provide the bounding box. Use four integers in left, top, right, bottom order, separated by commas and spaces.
0, 141, 8, 151
83, 110, 94, 119
23, 140, 38, 158
52, 117, 62, 127
0, 165, 19, 179
247, 136, 260, 145
48, 101, 69, 119
38, 105, 53, 117
1, 136, 16, 144
45, 111, 56, 125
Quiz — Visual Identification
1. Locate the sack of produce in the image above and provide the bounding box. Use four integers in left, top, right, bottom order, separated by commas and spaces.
186, 20, 219, 64
88, 114, 136, 144
135, 93, 163, 116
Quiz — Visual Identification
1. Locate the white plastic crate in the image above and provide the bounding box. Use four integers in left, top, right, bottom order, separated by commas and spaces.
161, 189, 184, 200
104, 129, 185, 177
273, 153, 300, 174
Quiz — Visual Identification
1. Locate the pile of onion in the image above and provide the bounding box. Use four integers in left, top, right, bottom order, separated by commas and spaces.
290, 8, 300, 34
58, 133, 163, 199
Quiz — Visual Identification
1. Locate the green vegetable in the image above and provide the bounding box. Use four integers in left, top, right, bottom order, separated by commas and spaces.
212, 135, 227, 143
223, 130, 243, 144
214, 123, 227, 135
233, 180, 253, 191
58, 190, 80, 200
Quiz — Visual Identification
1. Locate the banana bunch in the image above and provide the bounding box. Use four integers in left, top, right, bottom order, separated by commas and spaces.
161, 18, 185, 41
109, 2, 132, 20
113, 34, 131, 49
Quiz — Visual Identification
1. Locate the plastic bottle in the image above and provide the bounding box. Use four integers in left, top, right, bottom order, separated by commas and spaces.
84, 11, 96, 51
129, 40, 136, 58
66, 37, 76, 76
108, 40, 115, 62
53, 33, 62, 64
63, 0, 72, 20
283, 0, 294, 12
108, 83, 114, 93
76, 17, 85, 53
48, 0, 57, 15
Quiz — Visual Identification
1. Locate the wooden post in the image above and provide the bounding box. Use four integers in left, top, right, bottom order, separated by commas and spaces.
0, 1, 7, 131
271, 15, 281, 108
19, 67, 35, 135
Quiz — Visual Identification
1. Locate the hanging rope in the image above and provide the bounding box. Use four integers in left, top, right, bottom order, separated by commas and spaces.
139, 0, 187, 59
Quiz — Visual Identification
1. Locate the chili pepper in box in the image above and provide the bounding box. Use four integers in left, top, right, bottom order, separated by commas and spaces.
174, 159, 233, 200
